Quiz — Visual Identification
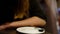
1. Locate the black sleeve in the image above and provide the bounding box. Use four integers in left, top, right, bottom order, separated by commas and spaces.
29, 0, 47, 21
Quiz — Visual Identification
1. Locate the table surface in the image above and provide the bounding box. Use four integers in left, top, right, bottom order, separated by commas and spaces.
0, 28, 51, 34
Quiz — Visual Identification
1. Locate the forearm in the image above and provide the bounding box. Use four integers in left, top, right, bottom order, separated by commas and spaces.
9, 16, 46, 27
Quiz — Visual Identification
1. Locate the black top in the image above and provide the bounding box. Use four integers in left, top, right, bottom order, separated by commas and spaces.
29, 0, 46, 20
0, 0, 47, 25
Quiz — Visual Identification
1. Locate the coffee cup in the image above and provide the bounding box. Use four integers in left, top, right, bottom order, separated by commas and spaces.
16, 27, 45, 34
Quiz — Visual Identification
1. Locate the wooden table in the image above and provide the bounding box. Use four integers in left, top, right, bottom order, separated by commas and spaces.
0, 28, 18, 34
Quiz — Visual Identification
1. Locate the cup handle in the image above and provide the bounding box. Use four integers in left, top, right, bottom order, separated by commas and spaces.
36, 28, 45, 33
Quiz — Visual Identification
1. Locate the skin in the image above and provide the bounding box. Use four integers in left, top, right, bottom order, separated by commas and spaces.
0, 16, 46, 30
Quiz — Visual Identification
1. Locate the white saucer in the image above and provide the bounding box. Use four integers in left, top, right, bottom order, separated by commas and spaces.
16, 27, 45, 34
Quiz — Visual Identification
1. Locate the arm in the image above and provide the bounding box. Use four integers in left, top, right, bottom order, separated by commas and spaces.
9, 16, 46, 27
0, 16, 46, 30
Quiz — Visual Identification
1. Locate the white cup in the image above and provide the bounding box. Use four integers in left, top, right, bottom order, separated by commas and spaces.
16, 27, 45, 34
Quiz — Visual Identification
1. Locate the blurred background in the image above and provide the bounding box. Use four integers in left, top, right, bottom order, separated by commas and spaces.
0, 0, 60, 34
